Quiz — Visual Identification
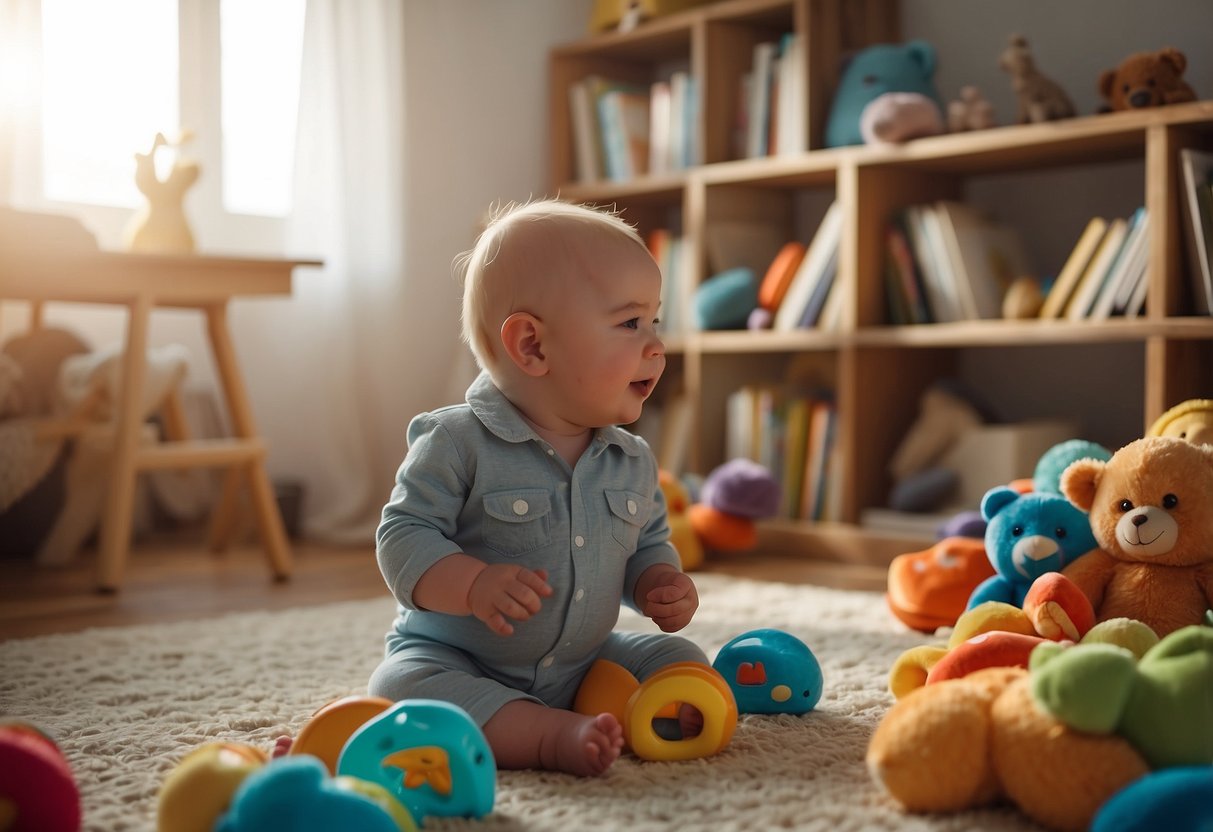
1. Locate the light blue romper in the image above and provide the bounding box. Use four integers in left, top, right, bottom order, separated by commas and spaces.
369, 372, 707, 726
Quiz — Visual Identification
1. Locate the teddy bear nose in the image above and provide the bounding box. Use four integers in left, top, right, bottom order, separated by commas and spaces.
1132, 514, 1148, 527
1128, 90, 1153, 108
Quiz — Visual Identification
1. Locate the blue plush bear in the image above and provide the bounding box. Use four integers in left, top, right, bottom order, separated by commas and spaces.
824, 41, 944, 148
965, 486, 1097, 610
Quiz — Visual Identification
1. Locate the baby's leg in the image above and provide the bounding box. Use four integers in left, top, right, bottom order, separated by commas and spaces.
483, 700, 623, 777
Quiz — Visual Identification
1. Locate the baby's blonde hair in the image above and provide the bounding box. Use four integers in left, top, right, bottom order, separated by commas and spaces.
456, 198, 646, 374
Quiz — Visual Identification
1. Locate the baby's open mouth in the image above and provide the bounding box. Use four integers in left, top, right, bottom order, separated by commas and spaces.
630, 378, 653, 397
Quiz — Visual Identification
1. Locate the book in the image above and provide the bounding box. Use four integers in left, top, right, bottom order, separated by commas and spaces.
1179, 148, 1213, 314
796, 247, 838, 328
934, 201, 1031, 320
568, 79, 604, 182
774, 32, 805, 156
887, 216, 932, 323
773, 201, 844, 331
1038, 217, 1108, 319
915, 204, 965, 322
1124, 261, 1150, 317
799, 399, 836, 521
779, 396, 810, 518
647, 80, 672, 177
1065, 216, 1128, 320
1089, 208, 1148, 321
745, 41, 778, 158
598, 87, 650, 181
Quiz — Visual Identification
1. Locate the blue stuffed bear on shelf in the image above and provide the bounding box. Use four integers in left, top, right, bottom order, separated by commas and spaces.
824, 40, 944, 148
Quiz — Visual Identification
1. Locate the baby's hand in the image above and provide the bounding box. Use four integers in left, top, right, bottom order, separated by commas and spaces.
642, 570, 699, 633
468, 564, 552, 636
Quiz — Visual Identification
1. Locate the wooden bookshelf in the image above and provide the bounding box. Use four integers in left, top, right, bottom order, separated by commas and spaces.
548, 0, 1213, 566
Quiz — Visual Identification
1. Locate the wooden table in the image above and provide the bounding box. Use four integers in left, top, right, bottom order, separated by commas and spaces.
0, 250, 321, 591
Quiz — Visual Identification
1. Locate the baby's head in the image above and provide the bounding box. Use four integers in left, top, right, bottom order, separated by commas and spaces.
458, 199, 665, 430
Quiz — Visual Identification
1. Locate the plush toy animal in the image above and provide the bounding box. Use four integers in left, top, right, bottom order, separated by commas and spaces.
824, 41, 944, 148
946, 85, 996, 133
965, 485, 1097, 610
1059, 436, 1213, 638
868, 666, 1148, 832
1098, 48, 1196, 112
998, 34, 1075, 124
1146, 398, 1213, 445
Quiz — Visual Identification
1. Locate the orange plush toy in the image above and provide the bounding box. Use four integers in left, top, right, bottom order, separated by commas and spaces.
1098, 48, 1197, 111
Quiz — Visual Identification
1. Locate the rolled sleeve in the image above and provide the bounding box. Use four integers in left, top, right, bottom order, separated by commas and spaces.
376, 414, 468, 610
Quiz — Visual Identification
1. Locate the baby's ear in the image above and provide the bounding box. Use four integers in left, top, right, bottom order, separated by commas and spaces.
499, 312, 547, 376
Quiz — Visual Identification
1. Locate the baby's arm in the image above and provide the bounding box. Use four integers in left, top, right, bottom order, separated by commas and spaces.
414, 554, 552, 636
634, 563, 698, 632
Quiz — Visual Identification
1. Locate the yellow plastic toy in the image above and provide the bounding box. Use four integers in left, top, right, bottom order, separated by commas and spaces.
156, 741, 267, 832
573, 659, 737, 761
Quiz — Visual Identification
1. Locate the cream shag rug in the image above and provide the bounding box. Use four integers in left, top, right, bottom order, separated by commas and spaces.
0, 574, 1046, 832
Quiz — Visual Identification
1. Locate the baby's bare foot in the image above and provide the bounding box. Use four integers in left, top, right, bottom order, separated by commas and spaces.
271, 735, 293, 758
554, 712, 623, 776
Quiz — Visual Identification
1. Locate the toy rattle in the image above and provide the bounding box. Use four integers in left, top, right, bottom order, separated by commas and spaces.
289, 695, 393, 775
0, 721, 81, 832
337, 700, 495, 825
574, 660, 738, 761
712, 628, 824, 714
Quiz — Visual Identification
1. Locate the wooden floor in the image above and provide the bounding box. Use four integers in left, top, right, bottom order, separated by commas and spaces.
0, 536, 888, 640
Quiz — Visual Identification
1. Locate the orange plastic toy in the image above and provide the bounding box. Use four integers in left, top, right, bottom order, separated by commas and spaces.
886, 536, 995, 632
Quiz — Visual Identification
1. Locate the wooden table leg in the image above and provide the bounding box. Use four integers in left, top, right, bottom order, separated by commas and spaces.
96, 295, 152, 592
205, 302, 292, 579
207, 465, 245, 553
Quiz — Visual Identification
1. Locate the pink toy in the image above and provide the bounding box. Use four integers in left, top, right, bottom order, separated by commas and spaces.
0, 721, 81, 832
860, 92, 945, 144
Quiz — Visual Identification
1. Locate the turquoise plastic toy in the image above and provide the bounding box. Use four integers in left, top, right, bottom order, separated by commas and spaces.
1091, 766, 1213, 832
215, 755, 414, 832
712, 628, 824, 714
337, 700, 495, 825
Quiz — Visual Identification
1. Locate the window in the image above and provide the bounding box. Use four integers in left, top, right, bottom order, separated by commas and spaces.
31, 0, 305, 241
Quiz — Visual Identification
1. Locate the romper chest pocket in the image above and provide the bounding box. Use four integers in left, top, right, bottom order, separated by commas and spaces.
606, 489, 651, 551
482, 489, 553, 556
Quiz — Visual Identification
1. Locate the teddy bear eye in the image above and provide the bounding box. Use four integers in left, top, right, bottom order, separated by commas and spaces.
1054, 527, 1067, 539
1118, 499, 1134, 512
1011, 525, 1023, 537
1162, 493, 1178, 509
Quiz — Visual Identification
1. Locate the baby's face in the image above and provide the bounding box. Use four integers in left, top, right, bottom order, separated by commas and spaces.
540, 240, 665, 429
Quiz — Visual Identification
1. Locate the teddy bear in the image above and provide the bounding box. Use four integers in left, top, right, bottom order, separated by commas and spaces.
1098, 48, 1197, 112
1146, 397, 1213, 446
998, 34, 1076, 124
867, 666, 1148, 832
824, 41, 944, 148
1056, 436, 1213, 638
965, 485, 1098, 610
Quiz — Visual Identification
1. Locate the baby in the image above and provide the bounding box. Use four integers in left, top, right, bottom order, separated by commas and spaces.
369, 199, 706, 777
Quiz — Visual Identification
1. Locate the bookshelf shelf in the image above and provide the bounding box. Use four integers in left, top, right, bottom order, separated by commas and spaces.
550, 2, 1213, 567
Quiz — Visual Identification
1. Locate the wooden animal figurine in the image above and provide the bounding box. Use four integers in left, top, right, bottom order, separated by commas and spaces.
123, 131, 200, 254
998, 34, 1076, 124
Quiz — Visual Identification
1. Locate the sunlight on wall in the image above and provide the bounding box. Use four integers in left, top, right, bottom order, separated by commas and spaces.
41, 0, 178, 208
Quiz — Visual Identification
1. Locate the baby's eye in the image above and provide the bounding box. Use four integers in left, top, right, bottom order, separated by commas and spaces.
622, 317, 640, 329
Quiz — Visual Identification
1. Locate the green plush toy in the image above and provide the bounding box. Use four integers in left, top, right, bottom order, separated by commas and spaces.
1030, 624, 1213, 769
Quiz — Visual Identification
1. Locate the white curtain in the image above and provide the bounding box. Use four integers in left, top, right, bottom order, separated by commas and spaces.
231, 0, 407, 543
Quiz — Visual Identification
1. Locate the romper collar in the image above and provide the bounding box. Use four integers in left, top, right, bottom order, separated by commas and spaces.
466, 371, 644, 458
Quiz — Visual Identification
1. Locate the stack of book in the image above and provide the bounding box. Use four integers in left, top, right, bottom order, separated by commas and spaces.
735, 33, 806, 159
1179, 148, 1213, 315
1038, 208, 1150, 320
725, 385, 839, 521
888, 201, 1032, 323
568, 72, 700, 183
645, 228, 687, 336
763, 201, 844, 331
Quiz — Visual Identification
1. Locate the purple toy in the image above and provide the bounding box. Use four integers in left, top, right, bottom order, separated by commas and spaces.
701, 459, 780, 519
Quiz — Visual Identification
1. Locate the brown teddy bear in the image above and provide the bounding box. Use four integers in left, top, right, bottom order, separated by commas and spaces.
867, 666, 1148, 832
1059, 436, 1213, 637
1098, 48, 1197, 111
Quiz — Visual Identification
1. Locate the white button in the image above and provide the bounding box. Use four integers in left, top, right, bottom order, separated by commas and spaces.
512, 499, 529, 515
542, 656, 554, 668
575, 588, 585, 601
574, 535, 585, 547
547, 448, 555, 455
627, 499, 638, 515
